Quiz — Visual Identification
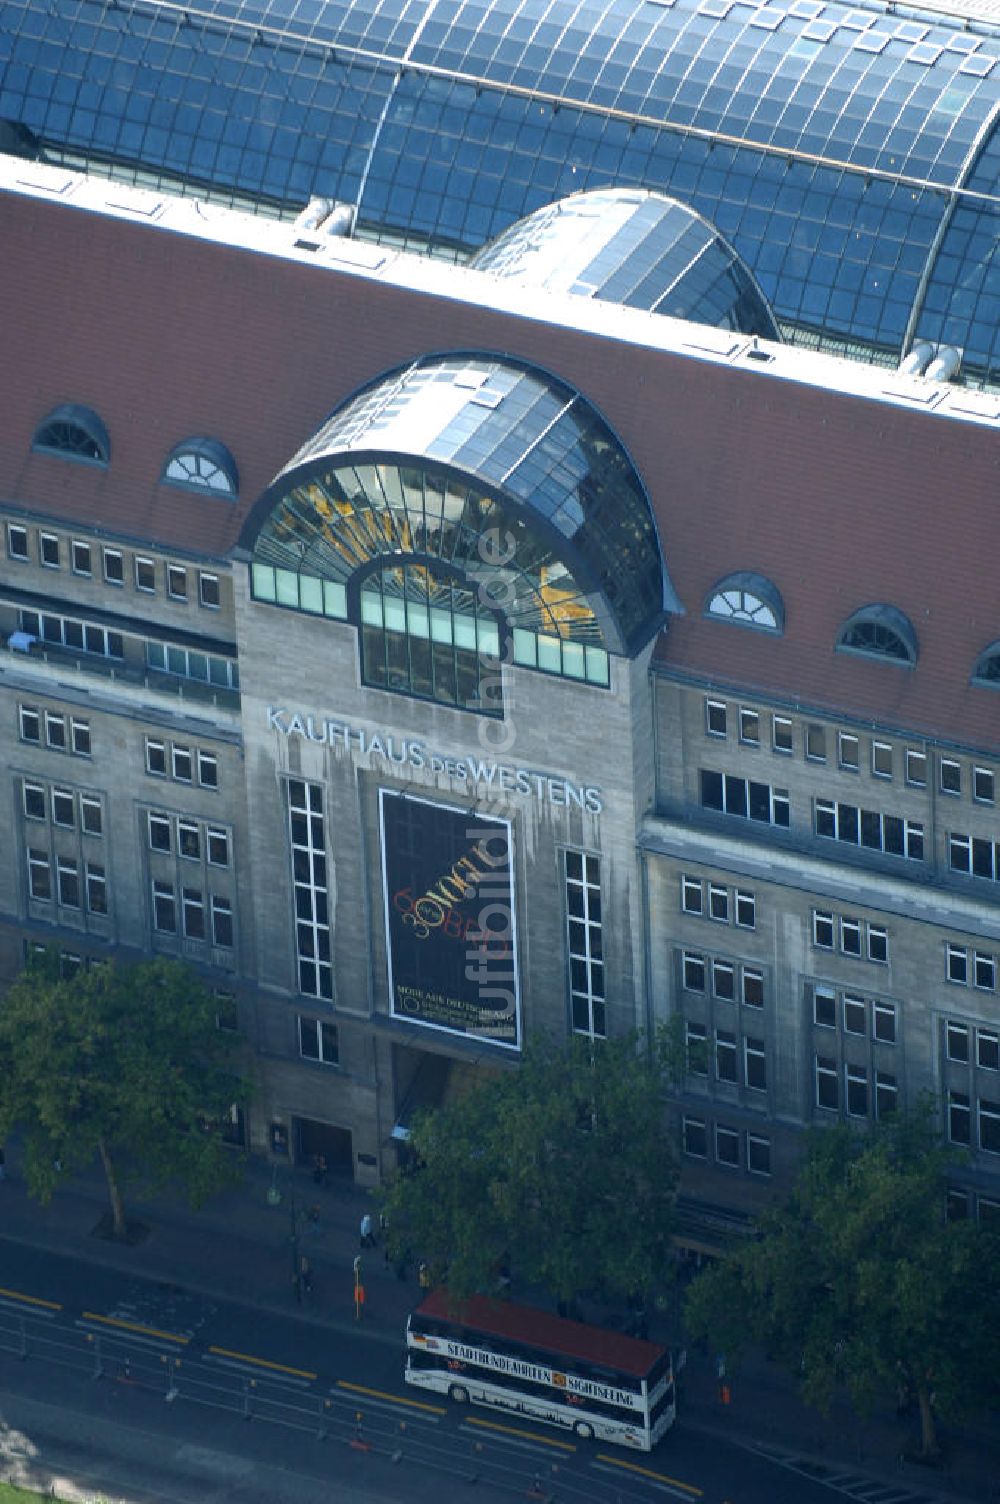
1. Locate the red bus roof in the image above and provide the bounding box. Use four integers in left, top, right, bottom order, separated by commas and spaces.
413, 1289, 667, 1380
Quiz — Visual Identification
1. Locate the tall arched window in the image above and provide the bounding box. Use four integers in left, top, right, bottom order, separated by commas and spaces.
163, 437, 238, 497
33, 404, 109, 465
705, 572, 784, 633
837, 605, 917, 666
357, 562, 503, 716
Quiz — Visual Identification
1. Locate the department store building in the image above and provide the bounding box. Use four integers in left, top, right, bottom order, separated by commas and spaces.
2, 0, 999, 1237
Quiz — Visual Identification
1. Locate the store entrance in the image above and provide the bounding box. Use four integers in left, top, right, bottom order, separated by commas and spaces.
292, 1115, 353, 1177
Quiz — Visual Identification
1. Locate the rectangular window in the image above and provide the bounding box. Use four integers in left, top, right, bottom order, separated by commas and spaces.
708, 884, 729, 922
685, 1021, 708, 1076
742, 967, 764, 1008
146, 738, 167, 777
806, 723, 826, 761
177, 820, 201, 861
103, 547, 124, 585
979, 1100, 1000, 1155
745, 1037, 767, 1091
705, 699, 727, 737
973, 767, 995, 805
19, 705, 40, 743
683, 1117, 707, 1158
979, 1197, 1000, 1227
739, 708, 759, 745
23, 781, 46, 820
197, 751, 219, 789
148, 812, 172, 853
86, 862, 107, 915
45, 712, 66, 750
715, 1124, 740, 1166
298, 1015, 339, 1065
39, 532, 60, 568
846, 1063, 869, 1117
211, 895, 234, 948
871, 741, 893, 778
816, 1055, 839, 1110
947, 1021, 970, 1063
152, 880, 176, 933
288, 780, 333, 1004
135, 556, 156, 593
27, 848, 51, 900
702, 771, 788, 825
712, 960, 735, 1001
840, 918, 862, 956
978, 1030, 1000, 1072
747, 1132, 771, 1175
715, 1029, 738, 1083
182, 887, 205, 939
813, 910, 835, 948
207, 827, 230, 868
199, 572, 221, 609
873, 1001, 896, 1044
7, 522, 29, 560
947, 1189, 970, 1222
71, 540, 92, 576
167, 565, 188, 601
905, 749, 927, 787
80, 795, 102, 836
905, 822, 924, 861
772, 715, 793, 753
814, 986, 837, 1028
735, 890, 755, 928
940, 758, 962, 796
71, 718, 91, 757
839, 733, 860, 770
683, 951, 706, 991
868, 926, 888, 964
875, 1071, 897, 1119
843, 994, 867, 1035
215, 991, 239, 1032
975, 952, 996, 991
56, 856, 79, 908
172, 744, 193, 783
682, 876, 703, 915
949, 1091, 971, 1145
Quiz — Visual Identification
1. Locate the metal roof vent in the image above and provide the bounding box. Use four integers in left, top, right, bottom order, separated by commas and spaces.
293, 198, 355, 251
925, 346, 962, 383
898, 341, 934, 376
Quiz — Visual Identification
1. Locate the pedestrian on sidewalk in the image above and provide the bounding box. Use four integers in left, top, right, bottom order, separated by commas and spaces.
300, 1255, 313, 1296
360, 1211, 375, 1248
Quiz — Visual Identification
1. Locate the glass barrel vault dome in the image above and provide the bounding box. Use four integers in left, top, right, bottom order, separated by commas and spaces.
241, 355, 678, 658
470, 189, 781, 340
1, 0, 998, 386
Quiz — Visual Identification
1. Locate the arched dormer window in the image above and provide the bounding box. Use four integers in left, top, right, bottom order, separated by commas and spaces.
163, 437, 238, 497
32, 404, 109, 466
972, 641, 1000, 688
837, 605, 917, 666
705, 572, 783, 634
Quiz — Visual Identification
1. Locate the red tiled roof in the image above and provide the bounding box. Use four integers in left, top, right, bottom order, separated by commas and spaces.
2, 190, 998, 750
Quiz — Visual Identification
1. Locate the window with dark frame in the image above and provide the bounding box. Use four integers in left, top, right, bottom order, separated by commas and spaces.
103, 547, 124, 585
7, 523, 29, 561
565, 850, 605, 1039
40, 532, 60, 569
298, 1015, 339, 1065
71, 540, 92, 576
705, 699, 728, 737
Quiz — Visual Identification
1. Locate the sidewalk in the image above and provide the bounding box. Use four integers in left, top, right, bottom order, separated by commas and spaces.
1, 1148, 997, 1504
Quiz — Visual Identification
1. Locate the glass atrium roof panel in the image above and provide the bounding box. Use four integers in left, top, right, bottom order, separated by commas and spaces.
469, 187, 781, 338
244, 356, 675, 655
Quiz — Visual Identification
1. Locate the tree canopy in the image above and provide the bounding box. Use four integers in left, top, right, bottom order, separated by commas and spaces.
684, 1109, 1000, 1456
379, 1030, 680, 1308
0, 953, 251, 1238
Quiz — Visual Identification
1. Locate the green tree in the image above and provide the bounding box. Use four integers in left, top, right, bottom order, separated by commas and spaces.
0, 953, 251, 1239
380, 1030, 680, 1308
684, 1109, 1000, 1457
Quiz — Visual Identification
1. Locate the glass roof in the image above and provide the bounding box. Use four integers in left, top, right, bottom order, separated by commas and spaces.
470, 187, 781, 338
1, 0, 998, 385
242, 355, 676, 655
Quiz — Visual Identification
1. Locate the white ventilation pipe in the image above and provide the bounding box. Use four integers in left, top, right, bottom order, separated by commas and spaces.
898, 340, 934, 376
925, 345, 962, 383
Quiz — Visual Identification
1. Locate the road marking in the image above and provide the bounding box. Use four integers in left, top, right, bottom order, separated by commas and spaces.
336, 1379, 446, 1414
82, 1311, 188, 1344
0, 1286, 62, 1312
464, 1415, 576, 1451
207, 1345, 316, 1380
595, 1453, 703, 1496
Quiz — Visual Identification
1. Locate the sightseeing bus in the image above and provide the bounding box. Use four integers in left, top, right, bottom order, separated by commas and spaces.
404, 1289, 676, 1451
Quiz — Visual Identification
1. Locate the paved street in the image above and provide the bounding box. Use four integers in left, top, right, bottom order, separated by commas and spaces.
0, 1152, 996, 1504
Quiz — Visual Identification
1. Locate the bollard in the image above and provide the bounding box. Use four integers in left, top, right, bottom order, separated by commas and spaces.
164, 1356, 179, 1403
316, 1396, 331, 1441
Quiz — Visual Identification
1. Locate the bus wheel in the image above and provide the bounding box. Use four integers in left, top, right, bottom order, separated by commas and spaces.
449, 1385, 470, 1405
573, 1421, 594, 1440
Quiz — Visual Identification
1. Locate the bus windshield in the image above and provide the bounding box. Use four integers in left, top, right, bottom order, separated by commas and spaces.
405, 1289, 676, 1451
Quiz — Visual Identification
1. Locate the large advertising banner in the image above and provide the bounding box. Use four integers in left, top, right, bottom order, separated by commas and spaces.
379, 790, 521, 1050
